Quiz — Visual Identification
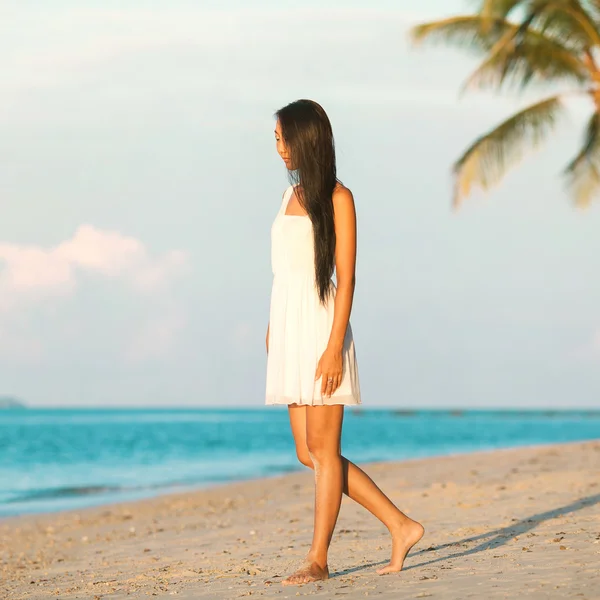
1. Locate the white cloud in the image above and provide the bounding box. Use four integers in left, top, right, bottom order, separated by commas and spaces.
55, 225, 144, 276
131, 250, 189, 292
0, 224, 188, 313
0, 226, 189, 363
0, 243, 75, 302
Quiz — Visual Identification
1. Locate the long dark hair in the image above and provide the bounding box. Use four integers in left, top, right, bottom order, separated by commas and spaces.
275, 99, 338, 305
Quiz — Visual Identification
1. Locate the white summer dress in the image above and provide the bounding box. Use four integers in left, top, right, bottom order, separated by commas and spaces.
265, 185, 361, 406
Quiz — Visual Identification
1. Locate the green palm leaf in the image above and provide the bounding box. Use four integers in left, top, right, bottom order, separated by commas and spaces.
453, 95, 565, 207
412, 15, 588, 90
478, 0, 524, 21
411, 15, 519, 53
411, 1, 600, 207
564, 111, 600, 206
463, 25, 589, 89
519, 0, 600, 49
580, 0, 600, 25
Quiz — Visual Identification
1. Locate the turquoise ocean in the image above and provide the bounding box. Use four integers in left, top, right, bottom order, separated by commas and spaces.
1, 408, 599, 519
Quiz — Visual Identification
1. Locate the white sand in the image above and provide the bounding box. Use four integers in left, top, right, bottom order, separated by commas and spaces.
2, 439, 599, 599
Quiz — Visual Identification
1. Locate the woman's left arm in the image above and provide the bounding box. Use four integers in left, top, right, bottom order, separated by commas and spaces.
315, 186, 357, 397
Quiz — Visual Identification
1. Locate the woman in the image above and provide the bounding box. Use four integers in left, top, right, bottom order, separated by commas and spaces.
265, 99, 424, 586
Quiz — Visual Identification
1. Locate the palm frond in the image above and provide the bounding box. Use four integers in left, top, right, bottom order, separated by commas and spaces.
412, 14, 589, 90
453, 95, 565, 207
410, 15, 517, 54
580, 0, 600, 26
519, 0, 600, 50
412, 1, 600, 208
564, 110, 600, 206
463, 25, 590, 90
479, 0, 525, 21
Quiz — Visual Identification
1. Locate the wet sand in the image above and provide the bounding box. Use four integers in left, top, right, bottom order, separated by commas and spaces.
1, 439, 599, 599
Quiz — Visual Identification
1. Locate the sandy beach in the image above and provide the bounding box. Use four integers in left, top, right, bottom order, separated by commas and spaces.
1, 439, 599, 599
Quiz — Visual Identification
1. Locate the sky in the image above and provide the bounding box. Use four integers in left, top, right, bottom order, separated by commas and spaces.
1, 0, 599, 408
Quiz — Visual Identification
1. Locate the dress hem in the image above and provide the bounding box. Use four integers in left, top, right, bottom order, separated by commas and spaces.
265, 396, 362, 407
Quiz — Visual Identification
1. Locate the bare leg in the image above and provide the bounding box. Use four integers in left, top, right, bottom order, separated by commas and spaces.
288, 404, 424, 577
282, 405, 344, 585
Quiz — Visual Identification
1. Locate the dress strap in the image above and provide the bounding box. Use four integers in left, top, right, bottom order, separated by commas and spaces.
279, 185, 294, 214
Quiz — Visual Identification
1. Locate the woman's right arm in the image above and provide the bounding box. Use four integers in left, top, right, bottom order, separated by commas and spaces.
266, 323, 270, 353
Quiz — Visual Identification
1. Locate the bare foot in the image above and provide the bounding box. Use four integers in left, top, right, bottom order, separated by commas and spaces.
281, 560, 329, 586
377, 517, 425, 575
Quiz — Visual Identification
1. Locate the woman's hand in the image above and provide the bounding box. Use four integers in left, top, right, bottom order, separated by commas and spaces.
315, 345, 343, 398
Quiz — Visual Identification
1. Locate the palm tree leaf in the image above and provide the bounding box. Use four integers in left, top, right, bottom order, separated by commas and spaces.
519, 0, 600, 50
412, 14, 589, 90
463, 25, 589, 90
580, 0, 600, 25
564, 111, 600, 206
453, 95, 565, 207
478, 0, 524, 20
410, 15, 521, 54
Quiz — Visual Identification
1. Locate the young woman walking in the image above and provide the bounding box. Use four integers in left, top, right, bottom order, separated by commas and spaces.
265, 99, 424, 586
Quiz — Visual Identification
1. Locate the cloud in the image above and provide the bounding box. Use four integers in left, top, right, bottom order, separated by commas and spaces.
0, 224, 188, 313
131, 250, 189, 292
0, 226, 189, 365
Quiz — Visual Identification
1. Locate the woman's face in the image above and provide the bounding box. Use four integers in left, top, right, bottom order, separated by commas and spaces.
275, 120, 293, 170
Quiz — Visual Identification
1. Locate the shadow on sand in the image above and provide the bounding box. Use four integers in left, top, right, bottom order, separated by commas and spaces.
333, 492, 600, 577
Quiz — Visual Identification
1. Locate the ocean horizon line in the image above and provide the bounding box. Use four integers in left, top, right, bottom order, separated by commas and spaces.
3, 405, 600, 413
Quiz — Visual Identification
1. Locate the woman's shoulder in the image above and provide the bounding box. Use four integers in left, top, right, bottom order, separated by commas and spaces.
333, 182, 355, 206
